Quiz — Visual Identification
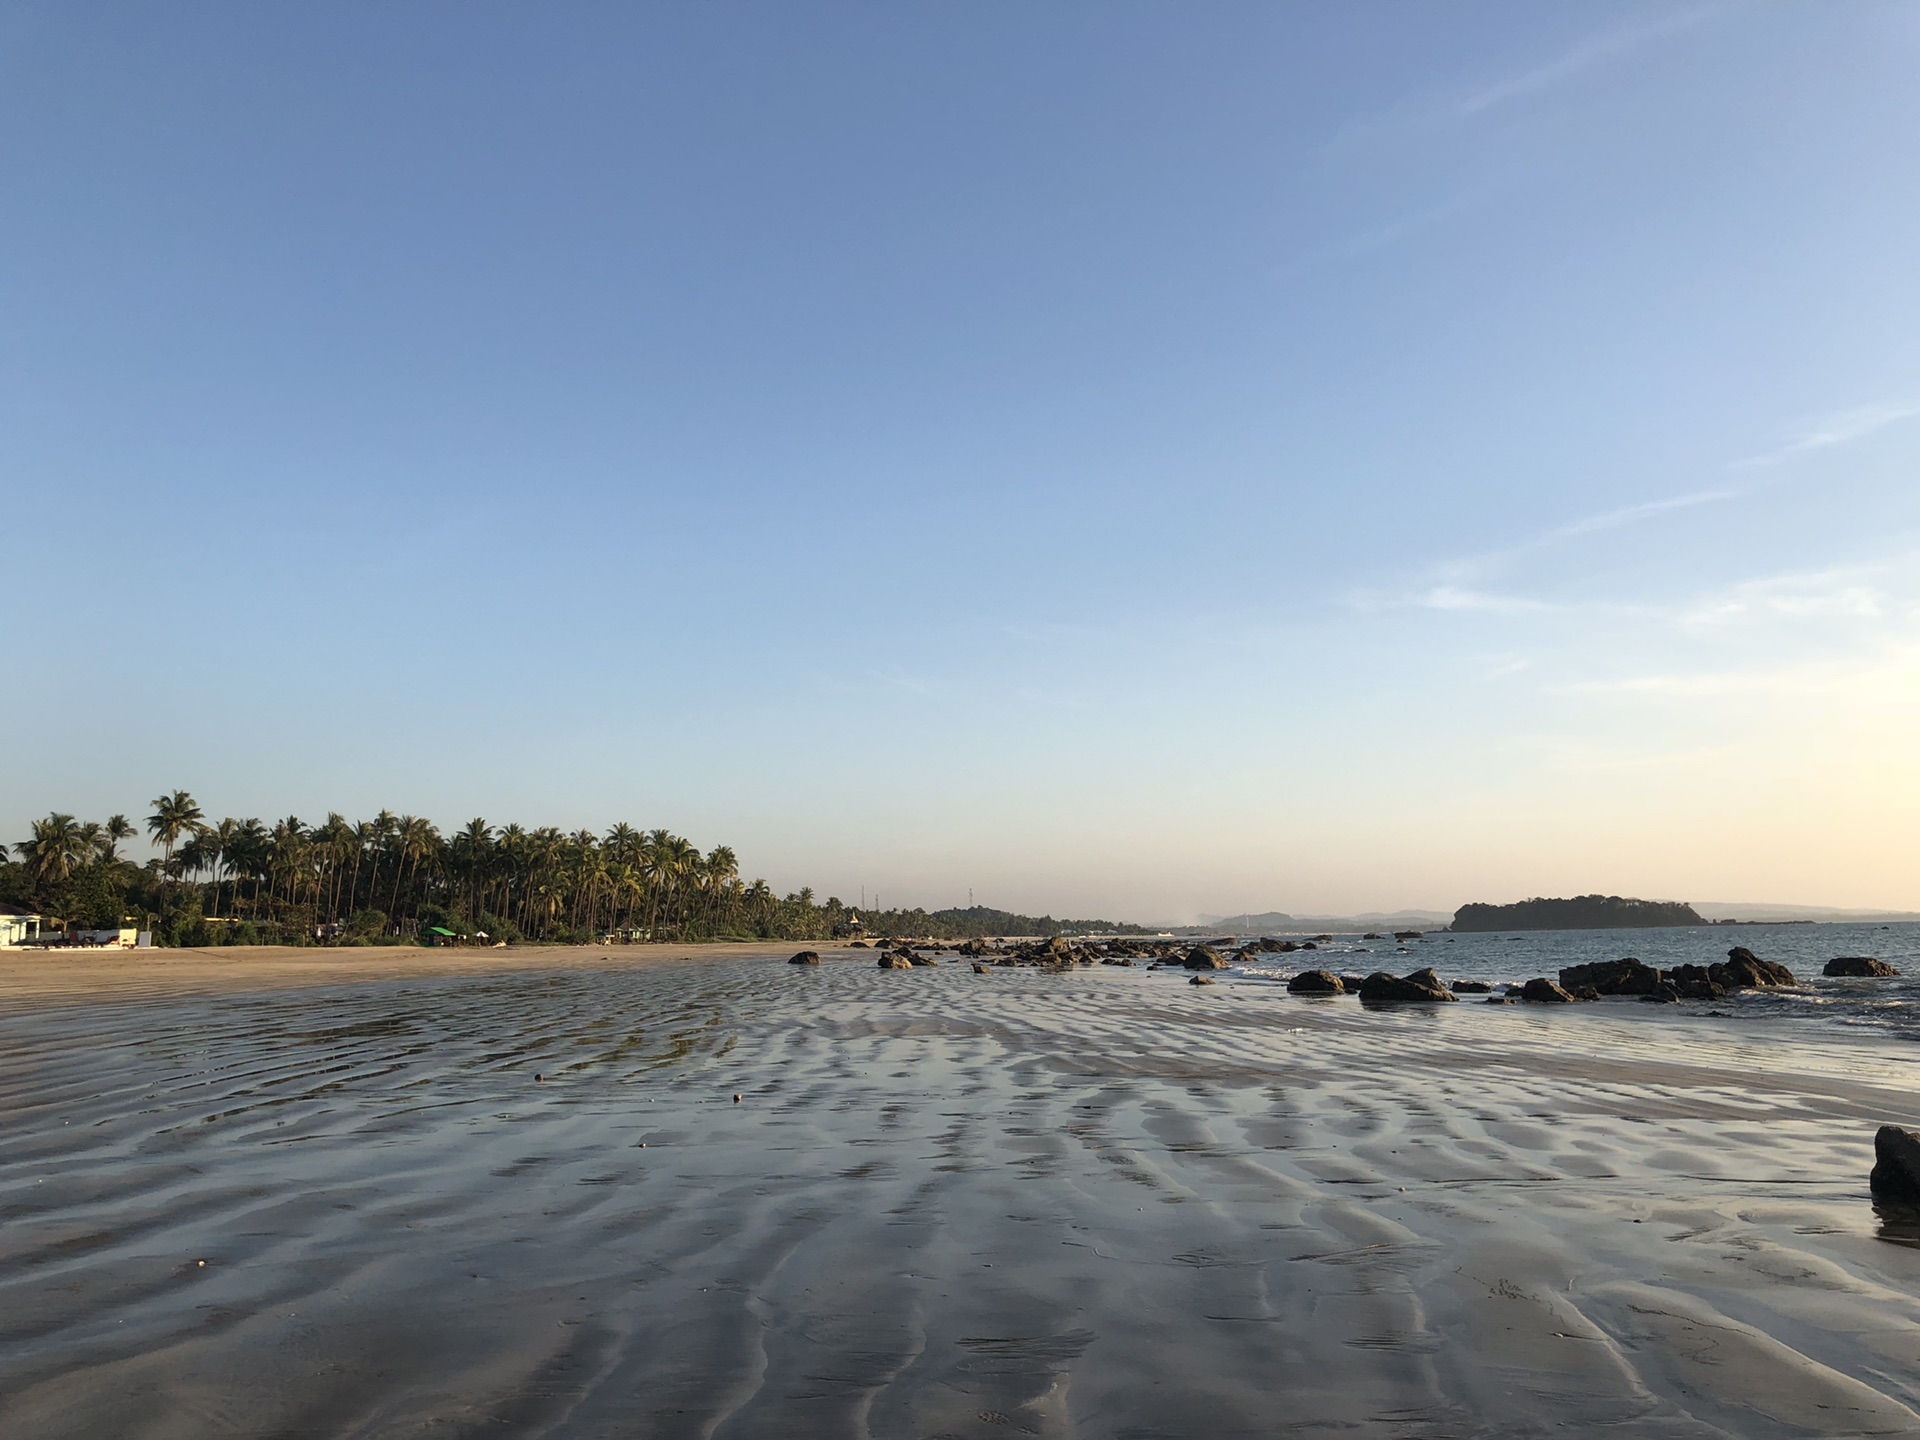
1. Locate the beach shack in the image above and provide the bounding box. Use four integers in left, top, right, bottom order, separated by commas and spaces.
423, 925, 459, 946
0, 904, 44, 948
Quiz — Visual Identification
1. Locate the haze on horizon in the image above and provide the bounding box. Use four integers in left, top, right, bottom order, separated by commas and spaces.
5, 3, 1917, 926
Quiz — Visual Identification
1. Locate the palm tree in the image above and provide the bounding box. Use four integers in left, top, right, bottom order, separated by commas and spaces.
147, 791, 208, 875
17, 814, 91, 887
101, 815, 136, 862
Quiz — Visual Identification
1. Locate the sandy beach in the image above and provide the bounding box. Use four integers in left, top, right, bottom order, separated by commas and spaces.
3, 945, 1919, 1437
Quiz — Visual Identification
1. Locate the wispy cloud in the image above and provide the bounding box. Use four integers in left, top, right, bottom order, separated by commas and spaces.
1547, 487, 1739, 540
1452, 8, 1720, 118
1417, 586, 1549, 614
1732, 401, 1920, 469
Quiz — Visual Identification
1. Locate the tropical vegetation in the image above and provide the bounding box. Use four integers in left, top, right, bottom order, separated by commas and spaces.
2, 793, 1150, 946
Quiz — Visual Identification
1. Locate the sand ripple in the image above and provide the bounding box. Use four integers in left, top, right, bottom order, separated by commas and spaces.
3, 955, 1919, 1437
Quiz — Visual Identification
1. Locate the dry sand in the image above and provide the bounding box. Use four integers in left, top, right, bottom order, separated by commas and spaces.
2, 946, 1919, 1437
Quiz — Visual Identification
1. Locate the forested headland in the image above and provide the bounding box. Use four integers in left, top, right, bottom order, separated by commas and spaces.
1450, 895, 1707, 932
2, 793, 1150, 947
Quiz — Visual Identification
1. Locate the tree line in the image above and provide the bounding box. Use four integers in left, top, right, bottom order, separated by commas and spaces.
2, 792, 1151, 947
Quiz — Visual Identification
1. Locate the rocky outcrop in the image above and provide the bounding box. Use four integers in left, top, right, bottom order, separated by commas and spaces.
1825, 957, 1899, 978
1358, 968, 1455, 1003
1189, 974, 1217, 986
1521, 977, 1576, 1003
1870, 1126, 1920, 1206
1451, 980, 1492, 994
1184, 947, 1230, 971
1721, 946, 1796, 986
788, 951, 821, 965
878, 953, 914, 969
1287, 969, 1345, 995
908, 952, 940, 967
1558, 957, 1662, 996
1393, 930, 1424, 941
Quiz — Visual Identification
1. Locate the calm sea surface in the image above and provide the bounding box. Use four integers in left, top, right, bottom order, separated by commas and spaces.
1223, 920, 1920, 1041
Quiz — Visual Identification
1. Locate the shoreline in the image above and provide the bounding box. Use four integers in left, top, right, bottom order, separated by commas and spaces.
0, 940, 841, 1009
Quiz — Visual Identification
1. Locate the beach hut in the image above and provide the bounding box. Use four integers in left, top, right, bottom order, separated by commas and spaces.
0, 905, 44, 948
424, 925, 459, 947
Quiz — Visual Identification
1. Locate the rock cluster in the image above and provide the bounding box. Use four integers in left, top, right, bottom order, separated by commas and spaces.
1358, 967, 1455, 1003
788, 950, 821, 965
1556, 948, 1798, 1002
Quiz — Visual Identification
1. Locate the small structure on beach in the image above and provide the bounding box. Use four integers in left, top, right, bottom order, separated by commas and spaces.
0, 904, 43, 948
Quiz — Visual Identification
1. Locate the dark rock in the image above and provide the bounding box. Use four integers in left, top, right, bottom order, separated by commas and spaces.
1363, 932, 1384, 940
1720, 947, 1796, 987
1484, 996, 1517, 1004
1665, 964, 1726, 999
1184, 946, 1230, 971
788, 950, 821, 965
1871, 1126, 1920, 1206
908, 953, 939, 966
1640, 984, 1681, 1003
1571, 985, 1602, 1001
1394, 930, 1424, 941
1339, 973, 1368, 989
849, 940, 870, 948
876, 938, 894, 949
1559, 957, 1662, 996
972, 962, 990, 974
1825, 957, 1899, 978
1274, 940, 1301, 953
1451, 980, 1492, 993
1287, 969, 1345, 995
879, 954, 914, 969
1358, 969, 1456, 1003
1521, 977, 1575, 1003
1190, 974, 1217, 986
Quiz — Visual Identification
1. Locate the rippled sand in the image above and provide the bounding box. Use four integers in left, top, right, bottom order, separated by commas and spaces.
4, 947, 1920, 1437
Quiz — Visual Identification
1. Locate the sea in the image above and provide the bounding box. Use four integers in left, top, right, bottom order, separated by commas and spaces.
1218, 920, 1920, 1042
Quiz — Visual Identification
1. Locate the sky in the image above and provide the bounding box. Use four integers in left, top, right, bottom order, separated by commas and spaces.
4, 2, 1918, 922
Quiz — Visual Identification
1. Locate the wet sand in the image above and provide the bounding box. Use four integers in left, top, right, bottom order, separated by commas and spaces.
3, 949, 1919, 1437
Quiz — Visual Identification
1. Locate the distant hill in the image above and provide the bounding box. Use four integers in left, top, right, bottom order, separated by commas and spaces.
873, 905, 1157, 939
1199, 909, 1451, 934
1451, 895, 1705, 932
1693, 902, 1920, 924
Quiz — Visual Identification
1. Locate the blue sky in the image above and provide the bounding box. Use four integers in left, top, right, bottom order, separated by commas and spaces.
5, 2, 1918, 920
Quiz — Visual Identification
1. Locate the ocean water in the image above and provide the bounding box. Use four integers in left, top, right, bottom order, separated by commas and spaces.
1223, 920, 1920, 1042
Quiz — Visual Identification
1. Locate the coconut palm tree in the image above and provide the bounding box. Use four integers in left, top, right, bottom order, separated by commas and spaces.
17, 814, 90, 887
146, 791, 208, 904
101, 815, 136, 862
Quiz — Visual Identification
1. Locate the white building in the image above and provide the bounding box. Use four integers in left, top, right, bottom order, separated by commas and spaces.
0, 904, 43, 948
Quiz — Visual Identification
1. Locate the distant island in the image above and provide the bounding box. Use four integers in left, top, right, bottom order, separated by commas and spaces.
1450, 895, 1706, 932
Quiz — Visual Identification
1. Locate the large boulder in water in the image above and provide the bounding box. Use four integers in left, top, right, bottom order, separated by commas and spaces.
1559, 957, 1661, 996
1870, 1126, 1920, 1206
1826, 957, 1899, 978
1358, 968, 1455, 1003
1184, 946, 1230, 970
878, 953, 914, 969
789, 950, 821, 965
1719, 946, 1796, 987
1287, 969, 1345, 995
1521, 977, 1576, 1003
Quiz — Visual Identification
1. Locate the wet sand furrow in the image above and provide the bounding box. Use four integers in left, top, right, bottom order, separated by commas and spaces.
1, 956, 1919, 1436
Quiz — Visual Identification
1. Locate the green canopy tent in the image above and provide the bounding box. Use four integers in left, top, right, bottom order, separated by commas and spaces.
425, 925, 459, 946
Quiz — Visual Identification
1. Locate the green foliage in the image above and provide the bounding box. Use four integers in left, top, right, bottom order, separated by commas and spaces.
10, 795, 1149, 948
1450, 895, 1706, 932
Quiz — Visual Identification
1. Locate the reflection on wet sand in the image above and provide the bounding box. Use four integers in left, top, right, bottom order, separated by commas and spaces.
3, 951, 1919, 1437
